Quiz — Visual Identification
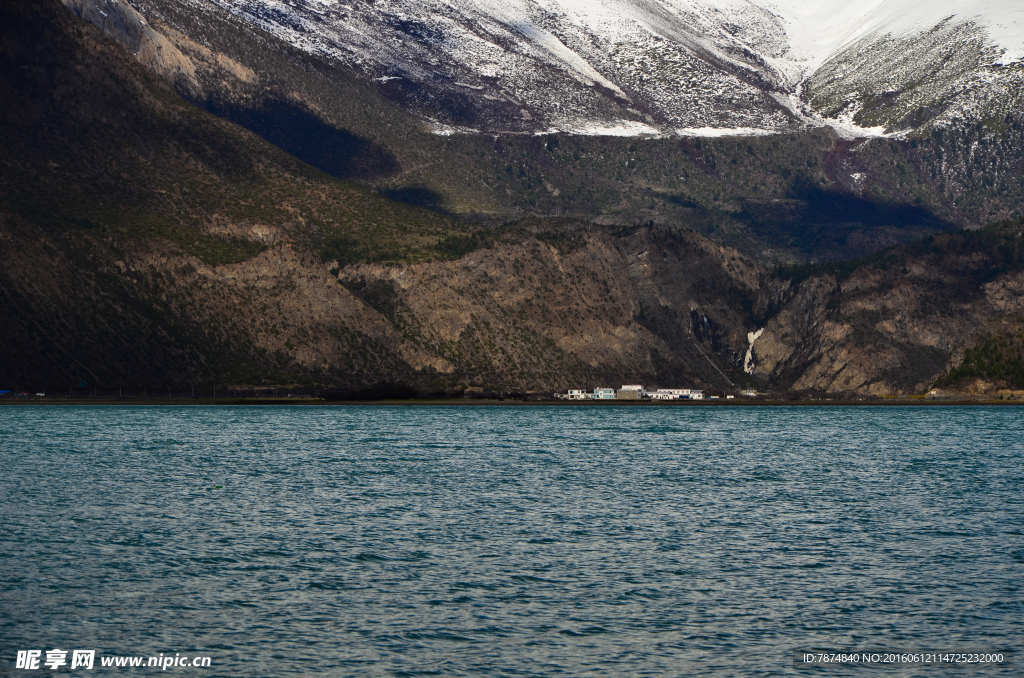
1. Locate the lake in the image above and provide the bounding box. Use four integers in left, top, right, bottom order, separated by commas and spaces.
1, 405, 1021, 675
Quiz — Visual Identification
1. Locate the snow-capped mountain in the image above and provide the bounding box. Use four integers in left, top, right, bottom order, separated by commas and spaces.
191, 0, 1024, 137
772, 0, 1024, 66
197, 0, 797, 135
802, 0, 1024, 133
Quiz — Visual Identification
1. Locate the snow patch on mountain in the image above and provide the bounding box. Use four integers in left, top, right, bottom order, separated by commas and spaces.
808, 5, 1024, 134
204, 0, 807, 135
676, 126, 776, 137
769, 0, 1024, 67
196, 0, 1024, 137
550, 120, 663, 137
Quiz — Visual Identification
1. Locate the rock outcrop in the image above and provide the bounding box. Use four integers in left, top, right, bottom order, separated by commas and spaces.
62, 0, 200, 94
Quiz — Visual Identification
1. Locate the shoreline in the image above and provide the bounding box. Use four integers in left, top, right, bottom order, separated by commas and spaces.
2, 397, 1022, 407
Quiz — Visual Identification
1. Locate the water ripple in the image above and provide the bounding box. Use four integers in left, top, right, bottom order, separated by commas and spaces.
1, 405, 1022, 676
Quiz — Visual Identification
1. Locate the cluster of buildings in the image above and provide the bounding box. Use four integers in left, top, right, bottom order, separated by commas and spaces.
557, 385, 706, 401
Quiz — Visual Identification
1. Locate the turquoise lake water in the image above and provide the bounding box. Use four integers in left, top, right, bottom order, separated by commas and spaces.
1, 405, 1022, 676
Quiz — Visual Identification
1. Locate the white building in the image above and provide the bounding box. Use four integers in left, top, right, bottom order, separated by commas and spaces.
648, 388, 704, 400
561, 385, 705, 401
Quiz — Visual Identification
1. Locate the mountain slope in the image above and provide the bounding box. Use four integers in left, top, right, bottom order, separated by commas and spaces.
0, 0, 475, 388
69, 0, 1022, 263
0, 0, 772, 393
4, 0, 1024, 397
200, 0, 802, 135
186, 0, 1024, 137
750, 220, 1024, 395
807, 11, 1024, 134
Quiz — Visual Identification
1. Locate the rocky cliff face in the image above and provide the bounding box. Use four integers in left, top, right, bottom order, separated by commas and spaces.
0, 208, 769, 392
750, 226, 1024, 395
61, 0, 200, 93
335, 225, 766, 391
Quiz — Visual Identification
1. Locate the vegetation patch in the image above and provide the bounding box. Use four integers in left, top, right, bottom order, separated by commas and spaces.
434, 231, 489, 259
936, 326, 1024, 389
